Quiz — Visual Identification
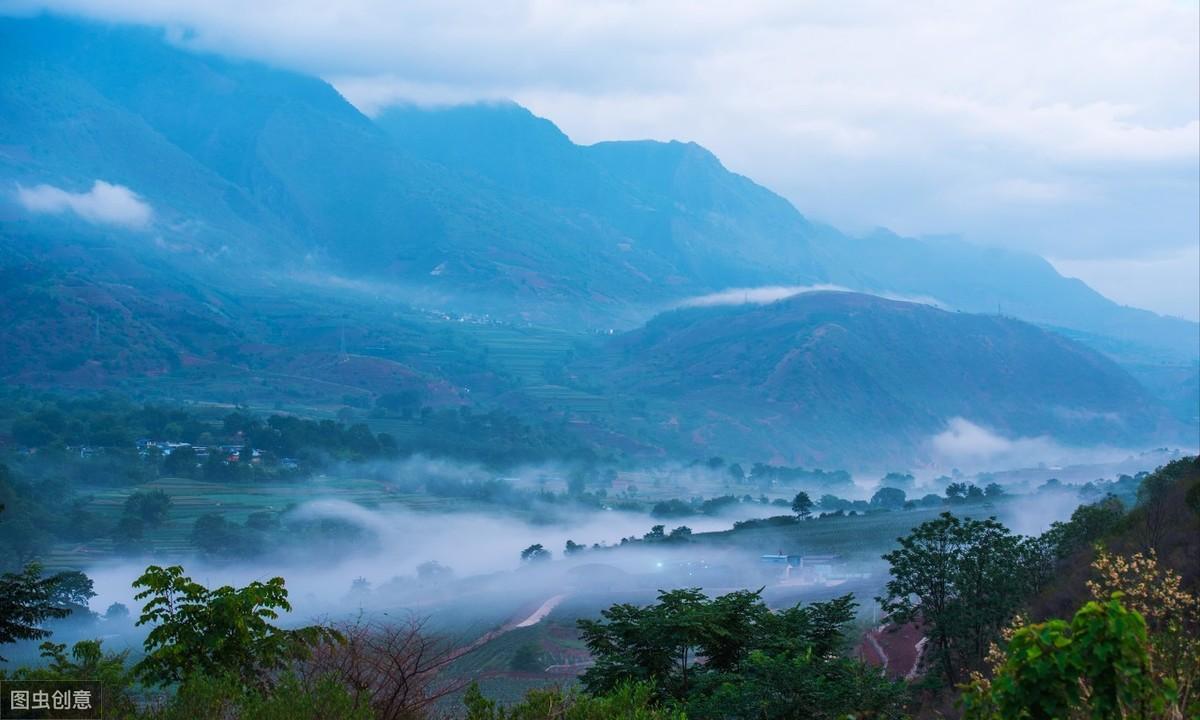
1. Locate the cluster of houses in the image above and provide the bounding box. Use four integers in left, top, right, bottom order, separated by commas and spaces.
133, 439, 299, 469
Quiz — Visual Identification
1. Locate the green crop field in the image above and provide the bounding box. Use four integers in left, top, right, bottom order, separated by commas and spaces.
38, 474, 522, 570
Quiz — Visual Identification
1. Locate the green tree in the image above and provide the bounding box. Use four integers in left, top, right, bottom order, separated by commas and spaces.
111, 515, 146, 555
520, 544, 551, 563
161, 445, 199, 477
1042, 495, 1124, 559
192, 513, 261, 557
577, 589, 905, 716
0, 564, 95, 661
878, 512, 1038, 686
870, 486, 906, 509
132, 565, 337, 688
790, 491, 813, 517
667, 526, 692, 541
8, 640, 138, 718
125, 489, 172, 527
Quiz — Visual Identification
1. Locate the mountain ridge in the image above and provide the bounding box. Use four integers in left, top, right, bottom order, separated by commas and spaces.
569, 291, 1180, 464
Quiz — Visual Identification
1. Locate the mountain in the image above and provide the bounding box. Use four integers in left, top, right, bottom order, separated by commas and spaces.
4, 15, 1194, 359
571, 292, 1179, 465
378, 103, 1199, 364
0, 15, 823, 325
0, 14, 1194, 454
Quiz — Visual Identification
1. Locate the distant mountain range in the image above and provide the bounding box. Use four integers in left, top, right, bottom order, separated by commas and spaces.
0, 14, 1195, 461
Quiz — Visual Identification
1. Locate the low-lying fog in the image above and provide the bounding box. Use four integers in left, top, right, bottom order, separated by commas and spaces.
31, 445, 1182, 662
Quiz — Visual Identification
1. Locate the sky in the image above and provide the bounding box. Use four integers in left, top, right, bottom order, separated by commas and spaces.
10, 0, 1200, 320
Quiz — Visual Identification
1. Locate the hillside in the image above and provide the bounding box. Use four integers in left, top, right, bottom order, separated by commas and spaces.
378, 102, 1199, 365
0, 15, 1194, 360
572, 292, 1178, 464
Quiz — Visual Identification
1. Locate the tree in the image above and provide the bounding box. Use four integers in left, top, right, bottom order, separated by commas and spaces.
727, 463, 745, 483
1137, 468, 1175, 554
299, 615, 466, 720
520, 544, 551, 563
104, 602, 130, 621
124, 489, 172, 527
870, 486, 906, 510
416, 560, 454, 582
790, 491, 813, 517
567, 471, 587, 496
0, 564, 95, 660
111, 515, 147, 555
161, 445, 198, 476
578, 587, 717, 699
191, 512, 261, 557
878, 512, 1035, 686
946, 482, 969, 500
667, 526, 692, 541
819, 494, 851, 511
577, 589, 906, 716
1042, 495, 1125, 559
983, 482, 1005, 498
132, 564, 336, 687
565, 539, 585, 555
9, 639, 139, 718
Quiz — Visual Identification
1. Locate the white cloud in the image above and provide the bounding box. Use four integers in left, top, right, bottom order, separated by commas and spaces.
16, 180, 153, 228
678, 284, 847, 307
678, 285, 947, 309
927, 417, 1132, 472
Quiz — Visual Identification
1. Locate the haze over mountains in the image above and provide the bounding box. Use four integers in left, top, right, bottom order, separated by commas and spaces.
1, 14, 1196, 465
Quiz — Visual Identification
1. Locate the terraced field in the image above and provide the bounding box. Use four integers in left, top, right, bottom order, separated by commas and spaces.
39, 475, 460, 569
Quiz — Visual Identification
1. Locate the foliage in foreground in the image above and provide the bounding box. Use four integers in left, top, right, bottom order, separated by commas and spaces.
575, 589, 907, 719
961, 547, 1199, 719
961, 596, 1169, 720
0, 562, 95, 660
464, 681, 686, 720
132, 565, 340, 688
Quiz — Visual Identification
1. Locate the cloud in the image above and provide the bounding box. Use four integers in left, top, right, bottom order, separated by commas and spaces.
677, 285, 947, 309
16, 180, 153, 228
927, 417, 1132, 472
679, 284, 847, 307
